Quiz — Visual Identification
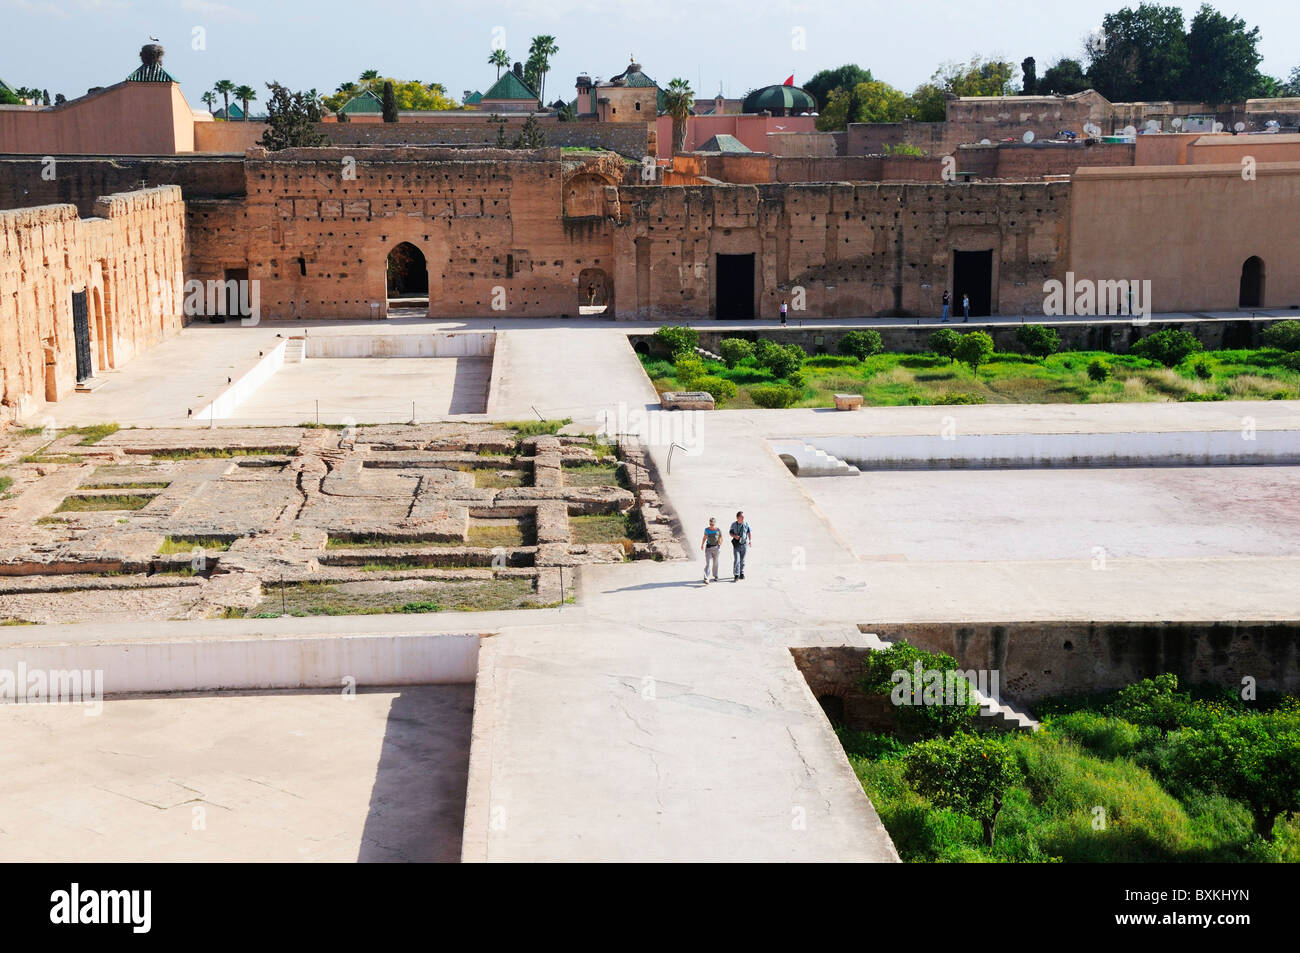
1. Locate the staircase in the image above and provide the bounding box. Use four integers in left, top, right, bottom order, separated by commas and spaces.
283, 337, 306, 363
770, 439, 861, 477
859, 630, 1040, 732
694, 345, 724, 362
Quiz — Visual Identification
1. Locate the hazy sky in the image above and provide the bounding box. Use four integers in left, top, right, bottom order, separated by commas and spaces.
4, 0, 1298, 108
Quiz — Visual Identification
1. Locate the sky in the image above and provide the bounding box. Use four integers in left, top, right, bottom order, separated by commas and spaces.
3, 0, 1298, 108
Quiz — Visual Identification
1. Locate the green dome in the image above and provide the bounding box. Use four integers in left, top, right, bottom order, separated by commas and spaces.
742, 84, 816, 114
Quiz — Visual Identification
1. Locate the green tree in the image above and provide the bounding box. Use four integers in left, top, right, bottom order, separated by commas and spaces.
838, 329, 884, 361
905, 82, 947, 121
201, 90, 216, 113
1281, 67, 1300, 97
234, 84, 257, 121
903, 733, 1021, 847
653, 325, 699, 357
1130, 328, 1202, 366
1167, 714, 1300, 840
0, 87, 19, 106
526, 35, 558, 107
1039, 58, 1090, 95
492, 114, 509, 148
1185, 4, 1265, 102
818, 80, 905, 131
381, 81, 398, 122
662, 78, 694, 155
933, 56, 1017, 97
260, 83, 327, 151
1021, 56, 1037, 94
489, 48, 510, 80
955, 331, 995, 370
214, 79, 236, 118
512, 114, 545, 149
861, 641, 981, 739
1261, 320, 1300, 351
1087, 4, 1189, 102
718, 337, 755, 368
928, 327, 961, 360
803, 64, 873, 112
1015, 324, 1060, 359
755, 340, 804, 378
359, 69, 380, 82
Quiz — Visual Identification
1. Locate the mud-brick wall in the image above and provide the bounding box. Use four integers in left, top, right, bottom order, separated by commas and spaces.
867, 621, 1300, 702
0, 185, 186, 423
0, 157, 244, 216
318, 121, 651, 158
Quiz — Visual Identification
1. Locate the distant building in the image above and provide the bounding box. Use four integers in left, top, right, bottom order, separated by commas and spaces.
480, 64, 539, 113
336, 88, 383, 119
695, 133, 751, 153
575, 60, 662, 122
462, 90, 483, 109
212, 103, 245, 121
742, 83, 817, 117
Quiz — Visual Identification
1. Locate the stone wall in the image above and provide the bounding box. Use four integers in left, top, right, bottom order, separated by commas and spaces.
0, 185, 186, 422
956, 141, 1135, 179
613, 180, 1070, 319
789, 647, 897, 732
318, 121, 651, 158
866, 621, 1300, 702
201, 146, 618, 320
0, 156, 245, 216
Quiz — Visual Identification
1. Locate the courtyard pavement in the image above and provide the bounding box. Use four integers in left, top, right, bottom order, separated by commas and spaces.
8, 318, 1300, 862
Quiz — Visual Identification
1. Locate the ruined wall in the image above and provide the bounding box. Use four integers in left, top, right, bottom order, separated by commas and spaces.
613, 180, 1070, 319
319, 121, 651, 157
955, 141, 1136, 179
209, 147, 617, 320
0, 185, 186, 422
0, 156, 245, 216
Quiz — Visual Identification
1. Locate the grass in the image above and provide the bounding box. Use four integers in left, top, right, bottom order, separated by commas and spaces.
19, 454, 84, 464
562, 463, 620, 486
468, 518, 534, 548
54, 493, 154, 512
466, 466, 529, 489
644, 347, 1300, 408
69, 423, 120, 445
569, 511, 645, 545
1, 618, 37, 626
81, 481, 170, 490
0, 476, 11, 495
147, 447, 296, 459
253, 577, 537, 616
502, 418, 572, 438
158, 535, 234, 554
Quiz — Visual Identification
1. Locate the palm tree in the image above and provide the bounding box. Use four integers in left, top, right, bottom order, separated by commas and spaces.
489, 48, 509, 79
201, 90, 216, 113
214, 79, 235, 118
235, 84, 257, 120
663, 78, 694, 156
359, 69, 380, 89
527, 35, 558, 107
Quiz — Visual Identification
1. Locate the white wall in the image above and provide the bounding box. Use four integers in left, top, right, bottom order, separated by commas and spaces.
805, 429, 1300, 469
305, 333, 495, 359
0, 632, 479, 695
193, 339, 286, 421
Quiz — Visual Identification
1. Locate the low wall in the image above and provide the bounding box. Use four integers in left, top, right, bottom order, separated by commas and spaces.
319, 121, 650, 157
789, 647, 896, 731
863, 621, 1300, 702
194, 339, 286, 421
304, 332, 495, 359
801, 429, 1300, 470
0, 631, 479, 695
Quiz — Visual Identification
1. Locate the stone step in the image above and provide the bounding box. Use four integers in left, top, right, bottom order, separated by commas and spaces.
283, 337, 306, 364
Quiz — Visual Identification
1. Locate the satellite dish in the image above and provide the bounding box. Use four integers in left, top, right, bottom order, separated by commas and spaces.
1145, 119, 1159, 132
1213, 121, 1224, 133
1171, 117, 1183, 129
1234, 121, 1245, 132
1083, 122, 1100, 138
1122, 125, 1137, 138
980, 138, 991, 145
1023, 130, 1035, 143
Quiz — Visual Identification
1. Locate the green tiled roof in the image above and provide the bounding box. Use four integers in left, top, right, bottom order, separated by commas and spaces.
464, 90, 483, 105
483, 70, 537, 102
696, 134, 751, 153
213, 103, 244, 120
742, 84, 815, 113
338, 89, 383, 114
608, 63, 664, 111
126, 63, 177, 83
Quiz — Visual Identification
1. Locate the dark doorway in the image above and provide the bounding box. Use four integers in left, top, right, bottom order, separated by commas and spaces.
578, 266, 612, 316
387, 242, 429, 299
952, 249, 993, 319
1239, 256, 1264, 308
715, 253, 755, 320
71, 289, 92, 382
220, 267, 249, 323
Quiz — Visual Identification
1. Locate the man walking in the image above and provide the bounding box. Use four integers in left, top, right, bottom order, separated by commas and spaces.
700, 517, 722, 583
729, 510, 752, 581
941, 289, 950, 322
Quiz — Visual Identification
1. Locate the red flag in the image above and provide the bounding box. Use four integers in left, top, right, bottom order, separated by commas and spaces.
783, 75, 794, 86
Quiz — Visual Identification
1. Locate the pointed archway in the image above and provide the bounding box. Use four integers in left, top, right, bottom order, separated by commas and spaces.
1239, 256, 1264, 308
387, 242, 429, 303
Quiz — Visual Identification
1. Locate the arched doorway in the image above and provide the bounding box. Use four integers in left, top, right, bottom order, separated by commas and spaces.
386, 242, 429, 303
578, 267, 612, 316
1239, 256, 1264, 308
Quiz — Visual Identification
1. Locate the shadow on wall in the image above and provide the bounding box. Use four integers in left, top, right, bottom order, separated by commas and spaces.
357, 685, 475, 863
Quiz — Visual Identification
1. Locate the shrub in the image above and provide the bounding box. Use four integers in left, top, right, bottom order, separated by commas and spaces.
694, 375, 737, 406
861, 641, 981, 739
718, 337, 755, 368
954, 331, 995, 370
839, 329, 884, 361
1109, 673, 1193, 732
673, 356, 705, 389
755, 340, 805, 378
785, 370, 807, 390
934, 392, 983, 405
1281, 352, 1300, 372
928, 328, 961, 360
1015, 324, 1061, 359
1261, 320, 1300, 352
1130, 328, 1202, 367
653, 325, 698, 357
1087, 357, 1112, 382
1191, 356, 1213, 379
748, 383, 800, 408
903, 733, 1021, 847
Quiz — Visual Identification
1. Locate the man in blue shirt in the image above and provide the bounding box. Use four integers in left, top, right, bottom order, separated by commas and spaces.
728, 511, 752, 581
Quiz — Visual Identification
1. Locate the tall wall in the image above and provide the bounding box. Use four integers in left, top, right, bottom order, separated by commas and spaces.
0, 83, 193, 155
199, 147, 618, 320
613, 180, 1069, 320
193, 120, 267, 153
1070, 163, 1300, 312
319, 121, 651, 157
659, 115, 819, 154
0, 156, 245, 216
0, 185, 186, 422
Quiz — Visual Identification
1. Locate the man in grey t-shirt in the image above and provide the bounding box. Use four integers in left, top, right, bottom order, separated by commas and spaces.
729, 510, 752, 581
